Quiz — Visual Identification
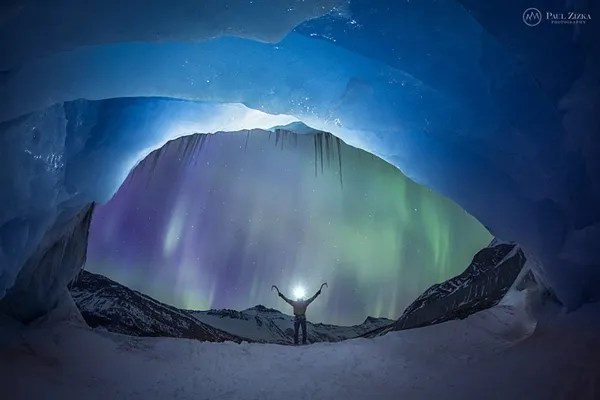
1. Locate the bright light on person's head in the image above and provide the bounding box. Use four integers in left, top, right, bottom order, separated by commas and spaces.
293, 286, 306, 300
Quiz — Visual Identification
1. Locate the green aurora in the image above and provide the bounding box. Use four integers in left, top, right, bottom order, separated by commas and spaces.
87, 130, 492, 325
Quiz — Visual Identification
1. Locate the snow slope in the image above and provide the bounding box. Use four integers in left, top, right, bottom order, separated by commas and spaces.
1, 290, 598, 400
192, 306, 392, 344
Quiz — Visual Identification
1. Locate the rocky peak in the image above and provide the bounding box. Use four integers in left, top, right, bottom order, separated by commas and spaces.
363, 240, 530, 338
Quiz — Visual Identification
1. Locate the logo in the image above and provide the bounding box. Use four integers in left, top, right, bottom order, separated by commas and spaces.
546, 11, 592, 25
523, 7, 542, 26
523, 7, 592, 26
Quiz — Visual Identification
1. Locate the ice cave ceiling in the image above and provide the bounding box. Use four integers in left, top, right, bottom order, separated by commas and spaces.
0, 0, 599, 320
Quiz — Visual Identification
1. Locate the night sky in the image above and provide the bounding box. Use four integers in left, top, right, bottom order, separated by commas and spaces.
86, 130, 491, 325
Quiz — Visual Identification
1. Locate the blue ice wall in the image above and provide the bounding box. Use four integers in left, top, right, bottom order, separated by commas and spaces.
0, 0, 349, 70
0, 99, 299, 299
0, 0, 598, 310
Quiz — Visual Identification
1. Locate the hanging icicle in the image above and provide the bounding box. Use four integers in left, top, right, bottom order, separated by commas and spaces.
133, 128, 345, 191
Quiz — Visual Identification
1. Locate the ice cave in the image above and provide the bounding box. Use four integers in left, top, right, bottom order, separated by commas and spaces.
1, 0, 599, 399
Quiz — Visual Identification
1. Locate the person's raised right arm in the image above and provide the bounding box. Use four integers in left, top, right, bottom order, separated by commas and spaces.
278, 292, 294, 306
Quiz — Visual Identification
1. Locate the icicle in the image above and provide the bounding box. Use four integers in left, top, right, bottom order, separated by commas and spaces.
177, 135, 187, 157
325, 133, 331, 167
336, 137, 343, 188
122, 162, 139, 192
145, 143, 168, 186
244, 130, 250, 151
197, 134, 209, 161
313, 134, 318, 177
189, 134, 202, 165
126, 128, 346, 194
189, 133, 211, 166
180, 134, 195, 163
319, 133, 324, 175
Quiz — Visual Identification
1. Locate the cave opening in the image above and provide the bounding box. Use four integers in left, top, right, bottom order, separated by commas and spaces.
77, 106, 491, 329
1, 0, 599, 397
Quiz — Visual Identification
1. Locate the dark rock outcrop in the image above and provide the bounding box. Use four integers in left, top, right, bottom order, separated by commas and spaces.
364, 240, 529, 337
70, 270, 245, 343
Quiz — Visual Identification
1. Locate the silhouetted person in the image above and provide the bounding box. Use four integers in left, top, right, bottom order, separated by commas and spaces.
272, 285, 326, 345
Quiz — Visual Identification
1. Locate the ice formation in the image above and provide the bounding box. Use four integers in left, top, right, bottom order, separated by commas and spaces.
0, 0, 599, 319
0, 99, 298, 308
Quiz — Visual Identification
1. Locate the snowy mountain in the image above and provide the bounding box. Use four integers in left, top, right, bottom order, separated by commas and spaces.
70, 271, 392, 344
191, 306, 392, 345
364, 239, 529, 337
70, 271, 244, 343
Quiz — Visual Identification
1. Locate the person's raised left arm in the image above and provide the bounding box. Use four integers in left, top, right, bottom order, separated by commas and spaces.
306, 289, 321, 305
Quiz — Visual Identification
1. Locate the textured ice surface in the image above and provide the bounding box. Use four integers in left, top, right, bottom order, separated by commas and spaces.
0, 0, 348, 70
0, 100, 297, 300
0, 0, 599, 310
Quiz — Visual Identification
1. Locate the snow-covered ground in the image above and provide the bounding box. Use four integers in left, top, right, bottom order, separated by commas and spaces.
1, 290, 599, 400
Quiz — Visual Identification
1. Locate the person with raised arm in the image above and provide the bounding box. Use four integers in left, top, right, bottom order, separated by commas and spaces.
271, 283, 328, 345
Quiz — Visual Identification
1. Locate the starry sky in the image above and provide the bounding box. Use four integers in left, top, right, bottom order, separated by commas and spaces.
86, 129, 492, 326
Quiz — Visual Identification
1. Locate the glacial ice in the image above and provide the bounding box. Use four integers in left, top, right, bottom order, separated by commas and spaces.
0, 0, 599, 315
0, 99, 298, 301
0, 0, 349, 70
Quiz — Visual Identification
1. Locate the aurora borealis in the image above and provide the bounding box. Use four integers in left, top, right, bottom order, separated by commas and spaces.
87, 129, 492, 325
